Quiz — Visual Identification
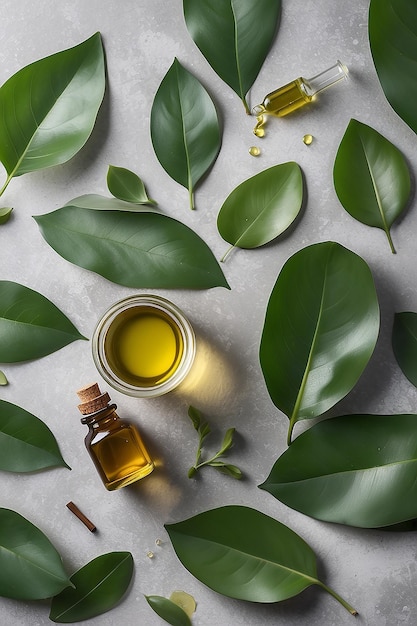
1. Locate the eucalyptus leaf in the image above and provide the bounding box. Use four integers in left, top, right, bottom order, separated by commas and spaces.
0, 207, 13, 224
0, 281, 87, 363
392, 312, 417, 388
65, 193, 156, 212
50, 552, 133, 623
0, 370, 7, 385
0, 508, 71, 600
34, 207, 229, 290
107, 165, 156, 205
217, 162, 303, 261
150, 58, 221, 209
260, 413, 417, 528
259, 242, 380, 445
0, 399, 70, 472
165, 505, 357, 614
183, 0, 281, 113
0, 33, 105, 197
333, 118, 411, 253
369, 0, 417, 136
145, 595, 192, 626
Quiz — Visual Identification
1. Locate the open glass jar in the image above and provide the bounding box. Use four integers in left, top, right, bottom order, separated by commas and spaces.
92, 295, 196, 398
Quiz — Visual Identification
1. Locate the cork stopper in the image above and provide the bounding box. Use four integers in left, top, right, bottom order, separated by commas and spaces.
76, 383, 111, 415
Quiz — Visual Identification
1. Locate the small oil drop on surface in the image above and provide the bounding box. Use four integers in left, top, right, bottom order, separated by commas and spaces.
155, 538, 163, 546
303, 134, 314, 145
147, 551, 155, 559
253, 112, 267, 137
249, 146, 261, 157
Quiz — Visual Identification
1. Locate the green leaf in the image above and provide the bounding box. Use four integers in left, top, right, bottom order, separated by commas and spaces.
34, 207, 229, 290
107, 165, 156, 205
259, 242, 380, 445
0, 370, 7, 385
0, 399, 70, 472
165, 505, 357, 614
65, 193, 156, 212
0, 207, 13, 224
183, 0, 281, 113
369, 0, 417, 136
333, 118, 411, 253
219, 427, 235, 454
150, 58, 221, 209
0, 33, 105, 196
145, 595, 192, 626
260, 413, 417, 528
217, 162, 303, 261
0, 508, 71, 600
0, 281, 87, 363
50, 552, 133, 623
392, 312, 417, 387
188, 406, 202, 430
212, 463, 242, 479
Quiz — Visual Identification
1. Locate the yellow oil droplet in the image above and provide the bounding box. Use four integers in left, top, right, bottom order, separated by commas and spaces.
147, 551, 155, 559
169, 591, 197, 618
303, 134, 314, 145
249, 146, 261, 157
155, 538, 163, 546
253, 112, 267, 137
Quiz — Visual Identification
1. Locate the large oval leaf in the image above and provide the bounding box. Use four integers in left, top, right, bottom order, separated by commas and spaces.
49, 552, 133, 623
260, 413, 417, 528
217, 162, 303, 260
259, 242, 380, 444
34, 207, 229, 290
165, 505, 357, 614
392, 311, 417, 388
0, 281, 86, 363
183, 0, 281, 113
369, 0, 417, 136
0, 508, 71, 600
150, 58, 221, 209
333, 118, 411, 253
0, 33, 105, 191
0, 399, 70, 472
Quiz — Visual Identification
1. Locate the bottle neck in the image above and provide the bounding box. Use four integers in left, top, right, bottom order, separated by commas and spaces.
81, 403, 118, 427
303, 60, 348, 97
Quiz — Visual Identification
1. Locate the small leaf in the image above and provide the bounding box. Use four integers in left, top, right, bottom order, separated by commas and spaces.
333, 118, 411, 253
260, 242, 380, 444
0, 508, 71, 600
0, 207, 12, 224
183, 0, 281, 112
107, 165, 156, 204
219, 427, 235, 454
0, 281, 86, 363
188, 467, 197, 479
0, 399, 70, 472
188, 406, 202, 431
369, 0, 417, 136
392, 312, 417, 388
199, 422, 211, 441
260, 414, 417, 528
146, 595, 192, 626
212, 463, 242, 479
34, 207, 229, 290
150, 58, 221, 209
0, 370, 7, 385
0, 33, 105, 195
166, 505, 357, 614
217, 162, 303, 260
50, 552, 133, 623
66, 193, 156, 212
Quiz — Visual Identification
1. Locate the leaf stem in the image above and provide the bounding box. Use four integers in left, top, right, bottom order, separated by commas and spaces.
385, 228, 396, 254
220, 245, 235, 263
318, 581, 358, 616
242, 96, 250, 115
0, 173, 13, 198
189, 186, 195, 210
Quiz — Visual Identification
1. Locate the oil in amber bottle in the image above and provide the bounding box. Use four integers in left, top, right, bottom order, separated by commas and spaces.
76, 383, 154, 491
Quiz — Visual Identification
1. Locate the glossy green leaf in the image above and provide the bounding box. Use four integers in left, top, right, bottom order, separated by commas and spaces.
217, 162, 303, 260
260, 413, 417, 528
0, 207, 13, 224
50, 552, 133, 623
0, 33, 105, 196
369, 0, 417, 136
0, 399, 70, 472
145, 596, 192, 626
0, 370, 7, 385
333, 118, 411, 253
34, 207, 229, 290
392, 312, 417, 387
65, 193, 156, 212
0, 508, 71, 600
260, 242, 380, 445
107, 165, 156, 205
150, 58, 221, 209
183, 0, 281, 113
0, 281, 87, 363
165, 505, 357, 614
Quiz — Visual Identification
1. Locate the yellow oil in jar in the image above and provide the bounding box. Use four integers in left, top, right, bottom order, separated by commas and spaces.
104, 306, 184, 388
263, 78, 313, 117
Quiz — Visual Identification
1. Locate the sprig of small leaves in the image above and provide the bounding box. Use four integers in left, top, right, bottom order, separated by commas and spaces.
187, 406, 242, 479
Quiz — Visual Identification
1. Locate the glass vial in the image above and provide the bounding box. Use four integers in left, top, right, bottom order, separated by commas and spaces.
76, 382, 154, 491
253, 60, 348, 118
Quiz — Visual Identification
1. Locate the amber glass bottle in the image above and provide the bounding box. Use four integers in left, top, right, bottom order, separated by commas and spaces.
76, 383, 154, 491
